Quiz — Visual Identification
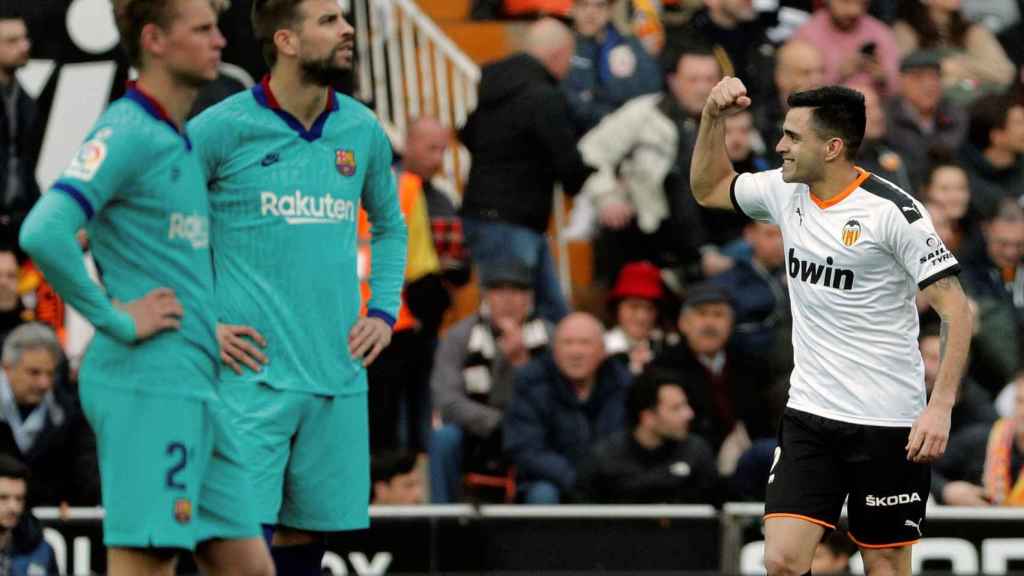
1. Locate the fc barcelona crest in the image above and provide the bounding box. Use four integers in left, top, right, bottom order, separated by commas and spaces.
841, 219, 861, 247
173, 498, 192, 524
336, 149, 356, 177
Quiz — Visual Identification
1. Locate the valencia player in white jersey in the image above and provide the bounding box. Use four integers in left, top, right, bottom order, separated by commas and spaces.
691, 80, 971, 576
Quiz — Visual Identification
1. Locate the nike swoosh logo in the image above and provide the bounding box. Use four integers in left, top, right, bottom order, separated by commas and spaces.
260, 153, 280, 167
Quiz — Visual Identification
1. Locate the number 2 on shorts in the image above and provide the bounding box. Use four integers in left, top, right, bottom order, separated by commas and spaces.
166, 442, 188, 490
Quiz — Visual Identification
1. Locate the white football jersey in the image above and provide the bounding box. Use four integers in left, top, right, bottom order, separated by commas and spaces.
732, 168, 960, 426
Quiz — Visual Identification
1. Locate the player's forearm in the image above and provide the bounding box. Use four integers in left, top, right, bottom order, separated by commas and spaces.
19, 193, 135, 343
367, 214, 409, 319
690, 111, 736, 206
930, 296, 971, 408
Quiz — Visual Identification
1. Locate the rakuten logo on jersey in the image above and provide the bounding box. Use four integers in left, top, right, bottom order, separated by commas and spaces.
260, 191, 355, 225
865, 492, 922, 507
168, 213, 209, 249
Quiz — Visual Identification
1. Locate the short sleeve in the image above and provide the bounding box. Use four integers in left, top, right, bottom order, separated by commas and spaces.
730, 169, 785, 223
886, 200, 960, 289
52, 125, 141, 220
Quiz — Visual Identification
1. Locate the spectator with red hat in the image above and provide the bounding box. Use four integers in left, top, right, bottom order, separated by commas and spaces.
603, 261, 678, 375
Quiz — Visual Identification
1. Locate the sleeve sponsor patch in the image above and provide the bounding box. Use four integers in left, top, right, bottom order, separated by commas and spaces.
62, 137, 109, 182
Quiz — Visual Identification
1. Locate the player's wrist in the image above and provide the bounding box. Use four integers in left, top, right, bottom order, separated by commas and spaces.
928, 390, 956, 410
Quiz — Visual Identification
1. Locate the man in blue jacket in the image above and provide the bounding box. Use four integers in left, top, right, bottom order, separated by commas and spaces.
563, 0, 661, 136
503, 312, 631, 503
0, 455, 57, 575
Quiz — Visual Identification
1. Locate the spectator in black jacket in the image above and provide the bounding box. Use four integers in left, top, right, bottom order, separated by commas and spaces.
575, 368, 717, 504
0, 11, 39, 248
0, 455, 57, 575
0, 323, 98, 507
503, 312, 629, 503
459, 18, 594, 323
650, 283, 776, 474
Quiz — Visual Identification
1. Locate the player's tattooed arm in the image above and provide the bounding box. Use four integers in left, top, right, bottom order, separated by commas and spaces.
908, 274, 971, 463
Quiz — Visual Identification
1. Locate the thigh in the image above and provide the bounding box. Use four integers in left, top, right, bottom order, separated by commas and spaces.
764, 409, 847, 531
281, 387, 370, 532
82, 384, 208, 551
218, 381, 302, 526
195, 399, 264, 543
845, 424, 929, 548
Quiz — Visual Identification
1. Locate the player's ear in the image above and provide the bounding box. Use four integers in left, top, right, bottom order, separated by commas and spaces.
823, 137, 844, 162
139, 22, 167, 60
272, 28, 299, 59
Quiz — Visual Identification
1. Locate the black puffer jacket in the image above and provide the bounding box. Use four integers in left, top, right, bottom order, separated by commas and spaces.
459, 53, 593, 233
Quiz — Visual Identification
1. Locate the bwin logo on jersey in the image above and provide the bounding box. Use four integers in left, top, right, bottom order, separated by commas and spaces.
260, 191, 356, 225
788, 249, 855, 290
168, 213, 209, 249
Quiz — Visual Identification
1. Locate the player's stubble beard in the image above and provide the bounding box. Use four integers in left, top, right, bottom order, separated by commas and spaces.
300, 45, 352, 87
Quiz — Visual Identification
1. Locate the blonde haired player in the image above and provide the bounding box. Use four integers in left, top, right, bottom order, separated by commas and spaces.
20, 1, 273, 574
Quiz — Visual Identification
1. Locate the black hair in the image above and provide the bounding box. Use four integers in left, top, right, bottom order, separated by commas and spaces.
659, 36, 717, 77
787, 86, 866, 160
967, 92, 1020, 151
896, 0, 969, 49
627, 368, 686, 429
0, 455, 28, 482
370, 450, 417, 487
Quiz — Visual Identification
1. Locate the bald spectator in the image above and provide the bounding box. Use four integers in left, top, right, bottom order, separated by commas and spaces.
755, 40, 825, 165
402, 117, 470, 312
886, 51, 969, 191
563, 0, 661, 136
792, 0, 901, 97
848, 81, 913, 193
503, 312, 630, 503
460, 18, 594, 323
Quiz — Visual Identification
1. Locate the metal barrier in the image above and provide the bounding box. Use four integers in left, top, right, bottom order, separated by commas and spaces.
31, 504, 1024, 575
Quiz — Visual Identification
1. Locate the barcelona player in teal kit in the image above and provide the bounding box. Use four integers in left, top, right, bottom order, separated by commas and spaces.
188, 0, 407, 573
18, 1, 273, 575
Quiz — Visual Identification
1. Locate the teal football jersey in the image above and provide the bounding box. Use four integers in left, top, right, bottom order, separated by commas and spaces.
53, 84, 218, 399
189, 79, 407, 396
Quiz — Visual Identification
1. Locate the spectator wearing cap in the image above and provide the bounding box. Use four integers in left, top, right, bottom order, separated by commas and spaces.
504, 312, 630, 503
886, 50, 969, 192
710, 222, 791, 374
604, 261, 676, 375
429, 262, 553, 503
651, 283, 775, 475
563, 0, 661, 137
574, 368, 718, 504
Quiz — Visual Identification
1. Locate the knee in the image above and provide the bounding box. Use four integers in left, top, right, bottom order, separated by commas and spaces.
242, 557, 276, 576
764, 545, 810, 576
862, 550, 906, 576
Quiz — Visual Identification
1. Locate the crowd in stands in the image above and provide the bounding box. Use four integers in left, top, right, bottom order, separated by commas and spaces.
1, 3, 1023, 553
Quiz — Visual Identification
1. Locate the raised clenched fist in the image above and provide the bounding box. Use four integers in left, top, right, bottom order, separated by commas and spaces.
704, 76, 752, 119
